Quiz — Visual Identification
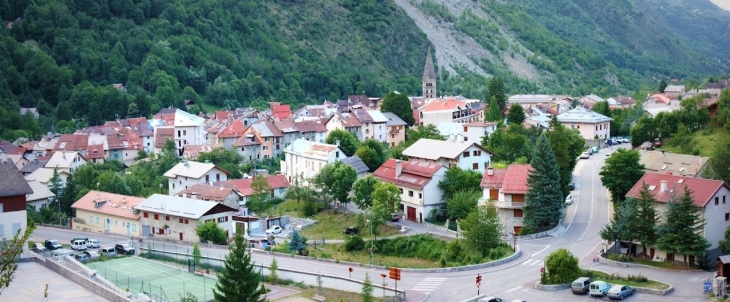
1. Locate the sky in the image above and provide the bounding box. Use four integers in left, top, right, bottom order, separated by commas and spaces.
710, 0, 730, 11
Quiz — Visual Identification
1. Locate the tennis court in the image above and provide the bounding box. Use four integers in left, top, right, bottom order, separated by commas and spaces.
86, 256, 216, 302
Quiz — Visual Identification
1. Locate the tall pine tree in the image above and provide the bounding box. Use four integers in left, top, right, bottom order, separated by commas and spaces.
486, 96, 503, 122
634, 183, 659, 258
523, 133, 563, 233
599, 199, 637, 254
213, 231, 267, 302
656, 188, 710, 265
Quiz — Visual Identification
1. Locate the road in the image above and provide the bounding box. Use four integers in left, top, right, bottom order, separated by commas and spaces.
31, 145, 714, 301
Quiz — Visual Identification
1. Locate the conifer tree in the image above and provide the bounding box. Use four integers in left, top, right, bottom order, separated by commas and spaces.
523, 133, 563, 233
506, 103, 525, 125
361, 272, 374, 302
656, 188, 710, 265
213, 231, 266, 302
634, 183, 659, 258
486, 96, 503, 122
288, 230, 307, 255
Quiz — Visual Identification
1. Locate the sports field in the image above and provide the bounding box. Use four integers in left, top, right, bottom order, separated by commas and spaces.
86, 256, 216, 302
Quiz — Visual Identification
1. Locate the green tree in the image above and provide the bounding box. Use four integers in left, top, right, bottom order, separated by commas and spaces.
705, 139, 730, 182
197, 147, 244, 179
482, 124, 534, 163
656, 188, 710, 265
196, 221, 227, 245
285, 175, 315, 205
268, 258, 278, 284
380, 91, 415, 126
486, 96, 503, 122
48, 168, 65, 201
545, 116, 585, 195
314, 161, 357, 207
599, 198, 637, 254
192, 243, 202, 268
213, 231, 266, 302
325, 129, 360, 157
369, 182, 401, 238
446, 190, 481, 221
523, 133, 563, 232
361, 272, 374, 302
657, 80, 668, 93
460, 201, 502, 257
591, 101, 611, 119
599, 149, 645, 203
544, 248, 581, 284
634, 183, 659, 258
486, 77, 507, 113
248, 175, 271, 214
438, 167, 483, 201
352, 175, 380, 210
179, 292, 199, 302
0, 221, 35, 295
506, 103, 525, 125
404, 124, 443, 145
716, 89, 730, 129
355, 139, 389, 172
718, 226, 730, 255
288, 230, 307, 255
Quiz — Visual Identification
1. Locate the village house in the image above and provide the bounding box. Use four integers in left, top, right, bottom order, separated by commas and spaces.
216, 119, 247, 149
478, 165, 531, 234
25, 180, 55, 211
416, 99, 481, 127
625, 173, 730, 263
295, 120, 328, 143
373, 159, 447, 223
135, 194, 237, 242
153, 127, 175, 154
556, 107, 612, 140
54, 134, 89, 156
638, 150, 708, 178
182, 144, 221, 161
340, 156, 370, 178
438, 121, 498, 143
281, 139, 345, 184
45, 151, 87, 174
175, 184, 243, 210
71, 190, 145, 237
232, 133, 262, 162
402, 138, 493, 171
383, 112, 407, 147
508, 94, 569, 106
238, 121, 283, 160
164, 161, 231, 196
0, 160, 33, 239
273, 119, 301, 151
215, 175, 290, 208
664, 85, 686, 98
326, 112, 363, 140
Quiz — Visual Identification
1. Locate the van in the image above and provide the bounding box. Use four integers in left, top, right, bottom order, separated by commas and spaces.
571, 277, 591, 294
70, 237, 89, 244
589, 281, 611, 297
71, 239, 87, 251
86, 239, 100, 248
100, 246, 117, 257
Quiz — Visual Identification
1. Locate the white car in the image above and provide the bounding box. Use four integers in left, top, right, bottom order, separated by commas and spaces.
265, 226, 283, 234
579, 152, 590, 159
86, 239, 100, 248
565, 195, 574, 205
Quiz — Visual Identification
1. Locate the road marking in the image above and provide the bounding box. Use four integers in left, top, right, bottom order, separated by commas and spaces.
521, 259, 535, 266
505, 286, 522, 293
412, 277, 446, 294
531, 245, 551, 256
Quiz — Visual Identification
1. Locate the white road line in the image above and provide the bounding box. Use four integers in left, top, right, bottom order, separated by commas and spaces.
531, 245, 551, 256
505, 286, 522, 293
532, 261, 543, 266
521, 259, 536, 266
412, 277, 446, 293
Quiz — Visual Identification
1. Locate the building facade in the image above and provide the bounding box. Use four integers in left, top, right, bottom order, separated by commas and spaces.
71, 190, 145, 237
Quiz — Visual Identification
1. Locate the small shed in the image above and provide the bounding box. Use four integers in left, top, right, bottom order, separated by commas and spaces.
716, 255, 730, 278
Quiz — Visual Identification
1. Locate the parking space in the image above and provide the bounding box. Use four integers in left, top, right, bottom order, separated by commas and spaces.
492, 286, 686, 302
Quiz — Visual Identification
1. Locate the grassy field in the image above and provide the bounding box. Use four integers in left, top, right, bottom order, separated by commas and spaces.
662, 127, 730, 157
272, 286, 387, 302
274, 242, 441, 268
586, 270, 670, 290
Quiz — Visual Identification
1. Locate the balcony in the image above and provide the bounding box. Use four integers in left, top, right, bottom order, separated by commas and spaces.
493, 200, 525, 209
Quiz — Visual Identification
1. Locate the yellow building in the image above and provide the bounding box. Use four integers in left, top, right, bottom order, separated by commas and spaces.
71, 190, 145, 237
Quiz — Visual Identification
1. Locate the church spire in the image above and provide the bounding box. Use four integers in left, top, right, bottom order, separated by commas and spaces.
422, 48, 436, 98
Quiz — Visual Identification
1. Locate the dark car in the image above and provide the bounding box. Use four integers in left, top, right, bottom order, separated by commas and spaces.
114, 243, 136, 255
390, 213, 401, 222
567, 181, 575, 190
343, 227, 360, 235
44, 239, 62, 251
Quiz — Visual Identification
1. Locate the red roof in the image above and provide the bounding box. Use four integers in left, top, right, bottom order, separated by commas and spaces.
216, 175, 290, 196
217, 119, 247, 138
625, 172, 728, 207
272, 104, 291, 120
216, 111, 232, 121
86, 144, 105, 159
502, 164, 532, 194
373, 159, 443, 189
420, 99, 469, 112
175, 184, 237, 201
480, 168, 508, 189
54, 134, 88, 151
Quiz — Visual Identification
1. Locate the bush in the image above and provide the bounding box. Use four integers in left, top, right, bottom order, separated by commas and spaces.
344, 235, 366, 251
195, 221, 227, 245
544, 248, 581, 284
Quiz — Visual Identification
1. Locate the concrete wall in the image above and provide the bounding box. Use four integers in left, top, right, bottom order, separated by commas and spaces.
34, 256, 132, 302
456, 145, 491, 171
0, 210, 26, 239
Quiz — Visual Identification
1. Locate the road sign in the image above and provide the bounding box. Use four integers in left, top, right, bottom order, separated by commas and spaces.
388, 267, 401, 280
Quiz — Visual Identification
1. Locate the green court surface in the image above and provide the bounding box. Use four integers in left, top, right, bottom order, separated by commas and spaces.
86, 257, 216, 302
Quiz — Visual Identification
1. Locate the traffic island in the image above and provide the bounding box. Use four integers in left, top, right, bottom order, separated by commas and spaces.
534, 269, 673, 295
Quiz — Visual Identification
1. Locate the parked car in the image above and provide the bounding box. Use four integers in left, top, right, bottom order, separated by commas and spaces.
478, 297, 506, 302
265, 225, 283, 234
654, 138, 662, 147
83, 250, 100, 261
99, 246, 117, 257
592, 146, 600, 153
589, 281, 612, 297
343, 227, 360, 235
607, 284, 634, 300
567, 181, 576, 190
115, 243, 135, 255
44, 239, 62, 251
74, 253, 90, 262
641, 141, 655, 150
32, 242, 46, 253
580, 152, 590, 159
620, 137, 630, 143
70, 237, 88, 244
70, 239, 88, 251
565, 195, 574, 205
86, 239, 100, 248
571, 277, 592, 294
390, 213, 401, 222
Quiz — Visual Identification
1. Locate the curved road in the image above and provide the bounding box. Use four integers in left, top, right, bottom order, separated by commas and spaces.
32, 145, 713, 301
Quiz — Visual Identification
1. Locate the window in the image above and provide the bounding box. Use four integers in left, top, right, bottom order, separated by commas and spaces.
464, 127, 468, 132
463, 151, 470, 158
177, 130, 181, 137
717, 197, 720, 205
473, 150, 481, 156
144, 212, 148, 218
726, 213, 729, 221
514, 209, 524, 217
183, 130, 187, 136
166, 216, 170, 221
179, 218, 183, 223
595, 126, 598, 131
409, 191, 414, 197
132, 224, 137, 231
218, 217, 228, 222
90, 215, 93, 222
206, 175, 210, 182
184, 219, 189, 224
241, 147, 245, 151
418, 193, 422, 199
464, 137, 468, 141
263, 146, 268, 150
154, 214, 159, 220
336, 151, 340, 158
725, 196, 727, 204
472, 163, 479, 170
399, 188, 403, 194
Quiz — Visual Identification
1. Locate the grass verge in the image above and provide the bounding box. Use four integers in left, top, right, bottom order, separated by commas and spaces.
607, 253, 698, 271
584, 270, 670, 290
662, 127, 730, 157
300, 212, 400, 240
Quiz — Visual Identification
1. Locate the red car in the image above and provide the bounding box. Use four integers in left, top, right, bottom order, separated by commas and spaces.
654, 138, 662, 147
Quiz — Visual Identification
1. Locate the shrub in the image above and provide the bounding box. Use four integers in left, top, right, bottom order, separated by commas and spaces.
195, 221, 227, 245
544, 248, 581, 284
344, 235, 366, 251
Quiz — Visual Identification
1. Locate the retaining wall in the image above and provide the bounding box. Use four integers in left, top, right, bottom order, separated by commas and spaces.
33, 256, 132, 302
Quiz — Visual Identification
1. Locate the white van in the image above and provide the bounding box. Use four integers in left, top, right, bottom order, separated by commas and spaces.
71, 239, 88, 251
589, 281, 611, 297
99, 246, 117, 257
86, 239, 100, 248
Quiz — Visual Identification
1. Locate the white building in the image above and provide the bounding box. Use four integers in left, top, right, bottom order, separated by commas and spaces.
25, 180, 55, 211
373, 159, 446, 223
281, 139, 346, 184
45, 151, 87, 174
437, 121, 497, 143
402, 138, 493, 171
556, 107, 612, 140
164, 161, 231, 196
0, 161, 32, 240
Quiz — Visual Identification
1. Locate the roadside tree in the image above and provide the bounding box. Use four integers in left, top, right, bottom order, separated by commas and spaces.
634, 183, 659, 258
361, 272, 374, 302
248, 175, 271, 215
599, 149, 645, 203
523, 133, 563, 233
288, 230, 307, 255
368, 182, 401, 238
656, 188, 710, 265
0, 221, 35, 295
599, 199, 638, 254
545, 116, 585, 195
352, 175, 380, 210
196, 221, 227, 245
460, 202, 502, 257
213, 231, 266, 302
446, 190, 481, 221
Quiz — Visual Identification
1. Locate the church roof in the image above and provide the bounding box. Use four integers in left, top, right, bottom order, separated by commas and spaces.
422, 48, 436, 80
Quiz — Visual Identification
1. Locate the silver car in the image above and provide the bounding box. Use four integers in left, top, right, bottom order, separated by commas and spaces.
607, 284, 634, 300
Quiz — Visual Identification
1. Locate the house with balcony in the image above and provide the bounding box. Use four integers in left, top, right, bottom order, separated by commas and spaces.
175, 183, 242, 210
281, 139, 345, 184
556, 107, 612, 141
295, 120, 328, 143
71, 190, 145, 237
383, 112, 407, 147
239, 121, 284, 160
373, 159, 446, 223
0, 160, 33, 240
625, 173, 730, 264
164, 161, 231, 196
416, 99, 481, 127
402, 138, 493, 171
478, 165, 531, 234
135, 194, 237, 242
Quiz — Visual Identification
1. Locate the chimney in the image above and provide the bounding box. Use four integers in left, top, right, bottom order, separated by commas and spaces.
487, 166, 494, 176
395, 160, 402, 177
660, 180, 667, 192
192, 193, 197, 200
122, 197, 126, 204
